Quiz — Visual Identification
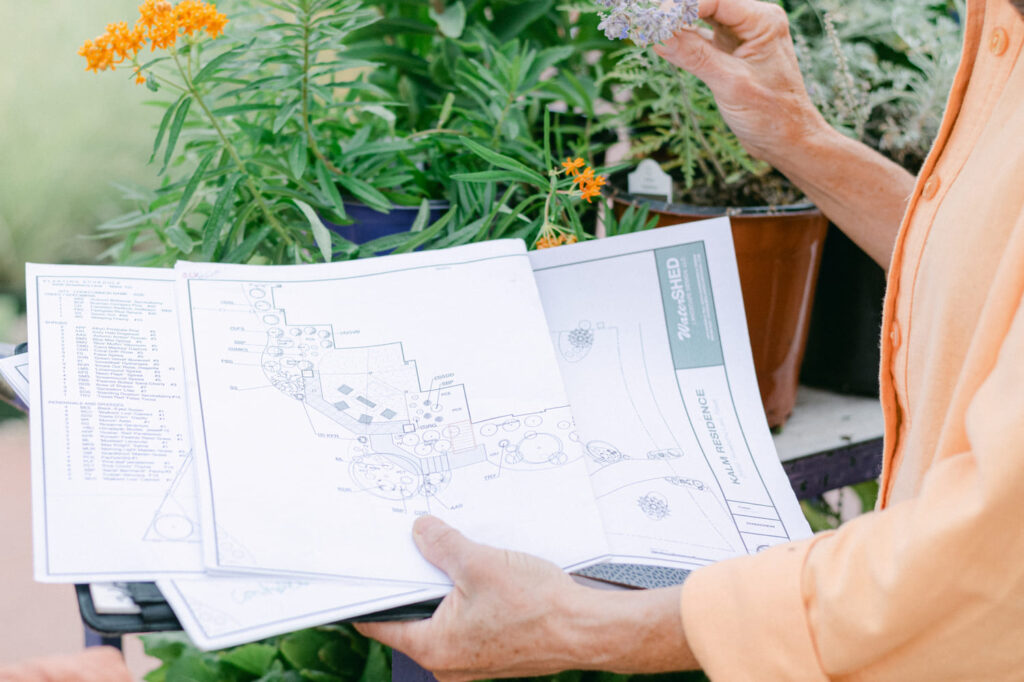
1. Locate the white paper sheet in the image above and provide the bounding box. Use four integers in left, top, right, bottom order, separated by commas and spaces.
175, 240, 610, 584
0, 353, 29, 404
26, 265, 205, 581
529, 219, 812, 572
159, 578, 447, 651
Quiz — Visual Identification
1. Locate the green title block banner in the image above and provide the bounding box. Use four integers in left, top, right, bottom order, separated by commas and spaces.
655, 242, 724, 370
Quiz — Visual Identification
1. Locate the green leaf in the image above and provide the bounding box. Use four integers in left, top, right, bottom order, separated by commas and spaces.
200, 174, 242, 261
492, 0, 553, 43
459, 138, 547, 185
224, 223, 273, 263
165, 224, 194, 255
168, 149, 217, 229
336, 175, 391, 214
294, 198, 333, 263
141, 633, 194, 664
300, 672, 344, 682
150, 94, 188, 164
450, 169, 540, 186
315, 160, 348, 221
274, 100, 302, 134
410, 199, 430, 232
193, 43, 250, 85
162, 96, 193, 174
280, 630, 334, 671
222, 643, 279, 676
393, 206, 454, 254
164, 652, 220, 682
288, 137, 308, 180
357, 641, 389, 682
428, 1, 466, 38
437, 92, 455, 128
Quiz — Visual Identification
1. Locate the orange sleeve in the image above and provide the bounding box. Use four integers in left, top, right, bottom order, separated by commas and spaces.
680, 293, 1024, 680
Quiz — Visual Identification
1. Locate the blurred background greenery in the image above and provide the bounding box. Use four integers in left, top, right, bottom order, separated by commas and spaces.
0, 0, 162, 335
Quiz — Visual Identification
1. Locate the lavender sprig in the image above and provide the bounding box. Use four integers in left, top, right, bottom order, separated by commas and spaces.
595, 0, 700, 47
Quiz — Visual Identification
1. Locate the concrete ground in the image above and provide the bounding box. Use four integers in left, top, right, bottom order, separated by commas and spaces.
0, 418, 158, 679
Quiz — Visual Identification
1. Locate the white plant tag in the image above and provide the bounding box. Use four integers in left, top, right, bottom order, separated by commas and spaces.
628, 159, 673, 203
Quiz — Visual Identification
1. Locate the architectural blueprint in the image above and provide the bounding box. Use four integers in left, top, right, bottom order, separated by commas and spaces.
530, 219, 812, 577
176, 240, 610, 585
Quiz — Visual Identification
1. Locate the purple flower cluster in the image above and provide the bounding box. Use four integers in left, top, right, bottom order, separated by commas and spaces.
595, 0, 699, 47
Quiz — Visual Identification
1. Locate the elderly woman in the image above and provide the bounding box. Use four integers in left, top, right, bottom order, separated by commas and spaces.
358, 0, 1024, 679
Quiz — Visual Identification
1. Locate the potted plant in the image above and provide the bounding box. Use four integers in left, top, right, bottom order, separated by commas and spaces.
594, 29, 828, 428
793, 0, 963, 396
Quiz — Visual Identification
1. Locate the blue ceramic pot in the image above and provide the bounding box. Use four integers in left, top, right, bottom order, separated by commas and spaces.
325, 200, 450, 245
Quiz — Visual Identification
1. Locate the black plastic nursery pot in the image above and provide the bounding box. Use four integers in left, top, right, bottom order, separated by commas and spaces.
800, 224, 886, 397
610, 187, 828, 428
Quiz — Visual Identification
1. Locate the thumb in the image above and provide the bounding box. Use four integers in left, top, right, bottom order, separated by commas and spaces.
412, 515, 473, 581
654, 28, 739, 88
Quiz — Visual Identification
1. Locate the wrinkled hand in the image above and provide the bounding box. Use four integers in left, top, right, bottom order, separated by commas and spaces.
654, 0, 826, 163
354, 516, 589, 682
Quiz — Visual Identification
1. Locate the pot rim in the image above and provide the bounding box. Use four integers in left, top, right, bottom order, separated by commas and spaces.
345, 198, 451, 212
607, 185, 818, 218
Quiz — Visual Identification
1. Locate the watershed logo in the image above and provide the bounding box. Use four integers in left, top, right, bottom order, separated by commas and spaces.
665, 257, 692, 341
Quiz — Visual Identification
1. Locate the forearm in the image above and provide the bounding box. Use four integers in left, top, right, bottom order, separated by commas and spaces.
767, 120, 915, 270
561, 585, 699, 674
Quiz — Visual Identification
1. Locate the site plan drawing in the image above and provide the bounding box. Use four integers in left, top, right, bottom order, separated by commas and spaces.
530, 219, 811, 578
176, 240, 610, 585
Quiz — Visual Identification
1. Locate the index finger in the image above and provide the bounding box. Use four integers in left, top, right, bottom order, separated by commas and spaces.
697, 0, 789, 41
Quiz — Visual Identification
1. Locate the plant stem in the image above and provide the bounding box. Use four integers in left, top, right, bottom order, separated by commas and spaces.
676, 71, 728, 184
300, 8, 343, 174
171, 50, 294, 247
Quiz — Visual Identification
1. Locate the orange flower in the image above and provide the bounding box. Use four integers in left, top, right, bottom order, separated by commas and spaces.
561, 157, 585, 177
535, 231, 579, 250
80, 0, 229, 81
133, 66, 146, 85
572, 166, 595, 188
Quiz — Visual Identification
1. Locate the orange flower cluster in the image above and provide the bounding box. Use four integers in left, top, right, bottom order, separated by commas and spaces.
535, 232, 579, 250
79, 0, 228, 78
561, 157, 607, 203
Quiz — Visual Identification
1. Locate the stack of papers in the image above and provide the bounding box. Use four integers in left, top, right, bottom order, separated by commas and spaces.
19, 218, 810, 650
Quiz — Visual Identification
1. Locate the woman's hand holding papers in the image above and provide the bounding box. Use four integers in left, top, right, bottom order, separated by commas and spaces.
355, 516, 699, 681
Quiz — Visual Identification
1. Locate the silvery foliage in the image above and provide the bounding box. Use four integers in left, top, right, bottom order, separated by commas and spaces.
595, 0, 700, 47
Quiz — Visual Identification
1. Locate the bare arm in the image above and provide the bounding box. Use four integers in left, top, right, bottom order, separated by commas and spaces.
654, 0, 915, 269
355, 516, 699, 681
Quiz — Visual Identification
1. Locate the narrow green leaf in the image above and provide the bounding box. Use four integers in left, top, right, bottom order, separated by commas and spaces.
314, 162, 347, 221
336, 174, 391, 213
437, 92, 455, 128
273, 100, 301, 134
200, 174, 242, 261
293, 198, 332, 263
450, 169, 539, 185
165, 224, 194, 255
168, 149, 217, 228
410, 199, 430, 232
193, 43, 250, 85
459, 138, 547, 185
287, 138, 307, 181
393, 206, 455, 253
150, 94, 187, 164
224, 224, 272, 263
162, 97, 193, 173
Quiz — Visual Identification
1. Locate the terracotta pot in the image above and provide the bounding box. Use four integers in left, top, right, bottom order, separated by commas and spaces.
611, 191, 828, 428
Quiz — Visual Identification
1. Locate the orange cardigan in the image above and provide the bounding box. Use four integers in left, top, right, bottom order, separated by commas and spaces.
681, 0, 1024, 678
